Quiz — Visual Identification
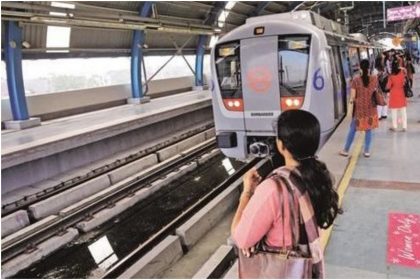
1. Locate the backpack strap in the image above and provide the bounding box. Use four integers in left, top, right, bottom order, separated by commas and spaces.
271, 169, 322, 252
268, 172, 301, 250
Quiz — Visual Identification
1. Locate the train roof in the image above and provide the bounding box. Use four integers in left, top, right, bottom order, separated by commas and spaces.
245, 11, 383, 49
246, 11, 349, 36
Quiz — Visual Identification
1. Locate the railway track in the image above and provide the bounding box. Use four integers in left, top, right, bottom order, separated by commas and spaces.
102, 157, 261, 278
1, 123, 214, 217
1, 139, 217, 264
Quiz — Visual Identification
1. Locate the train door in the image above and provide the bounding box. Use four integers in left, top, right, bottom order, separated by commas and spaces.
339, 46, 352, 102
240, 36, 280, 133
333, 46, 348, 116
329, 48, 346, 121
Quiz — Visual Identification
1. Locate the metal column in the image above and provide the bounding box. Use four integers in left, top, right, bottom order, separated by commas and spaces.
130, 2, 153, 104
193, 1, 226, 89
194, 35, 206, 88
5, 21, 29, 121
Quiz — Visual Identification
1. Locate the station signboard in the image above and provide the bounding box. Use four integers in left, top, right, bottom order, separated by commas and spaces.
387, 4, 420, 22
387, 212, 420, 269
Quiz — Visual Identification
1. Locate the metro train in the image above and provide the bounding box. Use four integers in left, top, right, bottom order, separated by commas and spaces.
210, 11, 383, 160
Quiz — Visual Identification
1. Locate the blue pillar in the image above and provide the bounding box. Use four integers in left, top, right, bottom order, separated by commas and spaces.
5, 21, 29, 121
195, 35, 207, 87
131, 2, 153, 100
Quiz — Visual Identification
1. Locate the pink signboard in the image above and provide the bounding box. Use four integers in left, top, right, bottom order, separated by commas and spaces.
387, 212, 420, 269
387, 5, 420, 22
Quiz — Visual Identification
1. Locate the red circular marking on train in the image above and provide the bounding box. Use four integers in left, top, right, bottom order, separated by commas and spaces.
246, 66, 272, 93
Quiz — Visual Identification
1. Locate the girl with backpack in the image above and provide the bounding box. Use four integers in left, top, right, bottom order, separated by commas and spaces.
231, 110, 339, 279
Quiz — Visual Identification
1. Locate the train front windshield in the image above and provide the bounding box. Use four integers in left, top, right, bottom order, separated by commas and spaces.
278, 36, 311, 97
215, 42, 242, 99
278, 35, 310, 110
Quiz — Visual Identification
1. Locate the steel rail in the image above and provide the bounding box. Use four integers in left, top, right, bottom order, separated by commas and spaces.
102, 157, 268, 278
1, 140, 217, 263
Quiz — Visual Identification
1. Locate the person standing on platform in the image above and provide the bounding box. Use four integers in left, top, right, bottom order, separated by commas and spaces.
231, 110, 339, 279
387, 60, 408, 132
374, 57, 388, 120
405, 54, 415, 89
340, 59, 379, 158
384, 51, 392, 74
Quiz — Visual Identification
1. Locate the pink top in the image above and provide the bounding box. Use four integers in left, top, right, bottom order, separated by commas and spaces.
233, 170, 293, 249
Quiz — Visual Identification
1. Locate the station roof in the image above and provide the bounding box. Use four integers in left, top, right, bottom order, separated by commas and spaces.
1, 1, 418, 59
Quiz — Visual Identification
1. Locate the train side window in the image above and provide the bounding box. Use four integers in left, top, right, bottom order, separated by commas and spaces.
215, 41, 242, 98
348, 47, 360, 77
278, 35, 311, 97
368, 48, 375, 72
359, 47, 368, 60
340, 49, 351, 80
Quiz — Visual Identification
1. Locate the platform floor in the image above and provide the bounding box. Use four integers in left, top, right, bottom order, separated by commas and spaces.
325, 71, 420, 278
155, 73, 420, 279
1, 90, 210, 168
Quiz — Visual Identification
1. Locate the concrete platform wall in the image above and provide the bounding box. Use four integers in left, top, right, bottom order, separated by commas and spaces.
1, 75, 206, 124
2, 106, 213, 194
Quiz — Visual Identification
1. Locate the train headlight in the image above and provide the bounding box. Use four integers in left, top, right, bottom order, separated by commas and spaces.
223, 98, 244, 112
280, 96, 304, 111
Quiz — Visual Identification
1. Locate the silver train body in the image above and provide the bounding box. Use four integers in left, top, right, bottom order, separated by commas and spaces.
210, 11, 381, 160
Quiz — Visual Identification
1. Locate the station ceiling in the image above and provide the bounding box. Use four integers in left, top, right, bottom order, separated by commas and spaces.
1, 1, 418, 59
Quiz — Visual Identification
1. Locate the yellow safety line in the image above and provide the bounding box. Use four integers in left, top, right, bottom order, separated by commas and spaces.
320, 133, 363, 250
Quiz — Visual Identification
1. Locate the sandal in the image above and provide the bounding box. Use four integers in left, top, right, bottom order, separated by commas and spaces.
364, 152, 371, 158
339, 151, 349, 157
389, 127, 397, 132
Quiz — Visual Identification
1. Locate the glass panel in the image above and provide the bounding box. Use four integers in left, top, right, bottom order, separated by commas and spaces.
215, 41, 242, 98
331, 47, 346, 120
359, 47, 368, 60
348, 47, 360, 76
340, 48, 351, 80
278, 36, 310, 97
